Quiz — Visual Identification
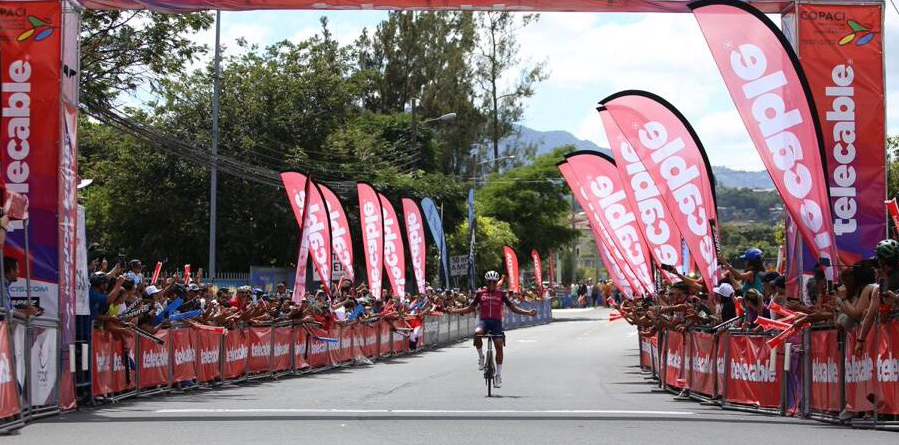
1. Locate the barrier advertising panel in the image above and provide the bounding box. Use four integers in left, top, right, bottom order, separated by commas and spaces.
379, 321, 393, 356
689, 331, 715, 397
139, 329, 170, 389
224, 329, 248, 379
0, 322, 19, 418
171, 329, 196, 382
844, 327, 876, 412
809, 329, 841, 412
272, 327, 291, 372
196, 329, 222, 382
726, 334, 782, 408
877, 320, 899, 414
248, 327, 272, 374
293, 328, 309, 370
665, 331, 685, 389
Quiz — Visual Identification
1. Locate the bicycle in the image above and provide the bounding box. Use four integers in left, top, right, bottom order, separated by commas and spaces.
478, 333, 504, 397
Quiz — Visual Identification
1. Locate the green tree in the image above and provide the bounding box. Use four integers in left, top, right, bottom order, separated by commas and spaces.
887, 134, 899, 198
80, 10, 213, 106
718, 222, 780, 264
447, 215, 518, 279
477, 146, 577, 255
474, 12, 548, 172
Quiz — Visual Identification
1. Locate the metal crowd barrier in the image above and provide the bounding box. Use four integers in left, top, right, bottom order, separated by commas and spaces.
637, 314, 899, 431
0, 313, 63, 434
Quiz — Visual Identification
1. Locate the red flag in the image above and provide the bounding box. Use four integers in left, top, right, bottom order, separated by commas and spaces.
600, 92, 720, 293
564, 152, 656, 294
559, 162, 641, 297
378, 193, 406, 300
357, 183, 384, 299
402, 198, 427, 294
319, 184, 354, 282
151, 262, 162, 285
305, 183, 332, 296
547, 250, 555, 289
598, 107, 686, 276
293, 236, 309, 302
531, 249, 543, 296
887, 199, 899, 238
503, 245, 520, 293
183, 265, 191, 284
691, 0, 840, 278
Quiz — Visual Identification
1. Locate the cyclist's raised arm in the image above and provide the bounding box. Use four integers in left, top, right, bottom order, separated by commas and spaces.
504, 294, 537, 317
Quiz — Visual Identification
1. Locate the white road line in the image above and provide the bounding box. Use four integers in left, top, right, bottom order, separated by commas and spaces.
154, 408, 695, 416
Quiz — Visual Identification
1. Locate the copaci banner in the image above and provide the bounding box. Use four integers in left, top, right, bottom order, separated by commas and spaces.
691, 0, 840, 277
305, 183, 332, 296
1, 0, 63, 319
600, 92, 719, 292
531, 249, 543, 295
503, 245, 520, 293
319, 184, 354, 282
378, 193, 406, 300
797, 3, 886, 264
357, 183, 383, 298
559, 162, 640, 297
564, 152, 655, 294
280, 171, 309, 299
598, 107, 686, 276
401, 198, 427, 295
421, 197, 450, 289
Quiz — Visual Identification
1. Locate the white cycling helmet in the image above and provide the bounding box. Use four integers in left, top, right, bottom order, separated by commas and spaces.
484, 270, 500, 282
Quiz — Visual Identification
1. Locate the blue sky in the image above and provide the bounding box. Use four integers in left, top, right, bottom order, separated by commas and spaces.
185, 9, 899, 171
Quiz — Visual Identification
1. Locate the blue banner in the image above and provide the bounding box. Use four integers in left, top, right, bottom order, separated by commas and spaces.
421, 197, 450, 289
468, 189, 476, 291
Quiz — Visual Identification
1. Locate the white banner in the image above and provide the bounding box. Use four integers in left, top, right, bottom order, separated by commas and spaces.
76, 205, 89, 316
29, 327, 57, 405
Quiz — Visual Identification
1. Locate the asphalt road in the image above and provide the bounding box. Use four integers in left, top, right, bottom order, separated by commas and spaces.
6, 308, 898, 444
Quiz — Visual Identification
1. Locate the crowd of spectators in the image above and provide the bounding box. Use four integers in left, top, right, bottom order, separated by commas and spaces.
85, 253, 548, 350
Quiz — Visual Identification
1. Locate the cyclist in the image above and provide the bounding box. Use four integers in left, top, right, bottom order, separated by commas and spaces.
449, 270, 537, 388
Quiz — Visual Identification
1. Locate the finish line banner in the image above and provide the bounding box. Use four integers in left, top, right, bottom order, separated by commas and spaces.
797, 3, 886, 264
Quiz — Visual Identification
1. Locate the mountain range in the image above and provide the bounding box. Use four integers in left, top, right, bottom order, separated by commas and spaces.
503, 125, 774, 190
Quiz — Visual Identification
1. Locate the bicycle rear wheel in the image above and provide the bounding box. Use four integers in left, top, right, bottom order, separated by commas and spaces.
485, 349, 494, 397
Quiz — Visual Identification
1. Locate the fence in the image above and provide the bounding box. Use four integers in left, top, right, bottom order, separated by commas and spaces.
0, 300, 552, 433
638, 316, 899, 430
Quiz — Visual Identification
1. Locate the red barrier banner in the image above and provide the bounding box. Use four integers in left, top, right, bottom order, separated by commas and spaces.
292, 328, 309, 370
845, 327, 876, 412
692, 0, 840, 276
564, 153, 655, 293
810, 329, 841, 412
306, 331, 330, 368
328, 325, 353, 364
272, 327, 291, 372
112, 333, 136, 393
196, 329, 222, 383
171, 329, 196, 382
91, 330, 113, 396
139, 329, 170, 388
716, 331, 728, 397
402, 198, 427, 294
0, 322, 19, 418
223, 329, 248, 379
689, 331, 716, 396
248, 327, 272, 373
640, 334, 652, 369
877, 320, 899, 414
503, 245, 520, 293
888, 199, 899, 236
600, 94, 720, 292
392, 320, 410, 354
797, 3, 885, 264
726, 335, 782, 408
649, 334, 659, 375
358, 183, 384, 298
559, 162, 640, 296
360, 323, 379, 358
379, 193, 406, 300
349, 325, 366, 361
665, 331, 685, 388
379, 321, 393, 356
598, 107, 687, 275
320, 184, 354, 282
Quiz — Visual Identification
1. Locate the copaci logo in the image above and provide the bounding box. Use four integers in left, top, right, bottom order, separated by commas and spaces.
839, 20, 877, 46
17, 15, 54, 42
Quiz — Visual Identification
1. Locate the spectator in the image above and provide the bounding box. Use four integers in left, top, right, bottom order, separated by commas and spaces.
590, 282, 600, 308
724, 248, 765, 295
714, 282, 736, 322
125, 259, 144, 285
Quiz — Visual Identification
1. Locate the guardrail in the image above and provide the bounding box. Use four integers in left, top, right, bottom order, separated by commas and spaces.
638, 315, 899, 430
0, 300, 552, 433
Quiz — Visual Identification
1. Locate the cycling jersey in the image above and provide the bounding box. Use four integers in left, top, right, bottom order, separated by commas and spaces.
470, 289, 513, 321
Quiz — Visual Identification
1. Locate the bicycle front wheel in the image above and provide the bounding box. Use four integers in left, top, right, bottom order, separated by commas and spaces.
485, 350, 494, 397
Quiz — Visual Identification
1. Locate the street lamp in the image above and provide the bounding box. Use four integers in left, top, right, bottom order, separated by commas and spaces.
423, 113, 457, 124
411, 109, 456, 170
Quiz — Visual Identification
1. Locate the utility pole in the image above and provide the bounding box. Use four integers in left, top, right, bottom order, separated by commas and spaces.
208, 11, 221, 281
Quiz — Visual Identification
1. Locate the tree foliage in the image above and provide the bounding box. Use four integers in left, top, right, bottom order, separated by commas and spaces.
476, 146, 577, 256
447, 214, 517, 277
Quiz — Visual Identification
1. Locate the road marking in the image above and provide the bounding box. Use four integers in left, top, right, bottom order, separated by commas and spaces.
154, 408, 695, 416
516, 339, 537, 343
